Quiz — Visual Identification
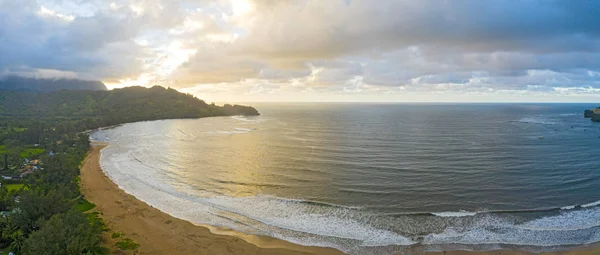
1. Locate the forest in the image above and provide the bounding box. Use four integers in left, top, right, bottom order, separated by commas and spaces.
0, 76, 107, 92
0, 86, 259, 254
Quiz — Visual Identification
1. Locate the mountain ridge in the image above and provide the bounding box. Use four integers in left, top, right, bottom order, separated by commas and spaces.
0, 86, 259, 131
0, 76, 107, 92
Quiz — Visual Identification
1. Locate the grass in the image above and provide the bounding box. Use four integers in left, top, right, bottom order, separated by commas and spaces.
0, 145, 6, 154
111, 232, 123, 239
75, 198, 96, 212
13, 127, 26, 132
115, 238, 140, 251
5, 183, 26, 192
19, 148, 45, 158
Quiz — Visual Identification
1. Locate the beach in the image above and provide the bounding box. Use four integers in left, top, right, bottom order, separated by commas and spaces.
80, 143, 344, 255
81, 142, 600, 255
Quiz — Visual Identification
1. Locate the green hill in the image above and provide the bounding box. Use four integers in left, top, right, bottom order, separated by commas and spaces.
0, 76, 107, 92
0, 85, 259, 123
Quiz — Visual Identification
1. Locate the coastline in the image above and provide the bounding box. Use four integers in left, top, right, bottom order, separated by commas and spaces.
80, 142, 600, 255
80, 143, 344, 255
425, 244, 600, 255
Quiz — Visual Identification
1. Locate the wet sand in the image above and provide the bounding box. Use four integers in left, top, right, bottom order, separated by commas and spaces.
80, 143, 600, 255
80, 143, 344, 255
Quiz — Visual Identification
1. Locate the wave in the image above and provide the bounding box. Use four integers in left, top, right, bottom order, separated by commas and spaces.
420, 206, 600, 246
230, 115, 261, 123
100, 145, 600, 252
339, 188, 406, 196
91, 118, 600, 254
389, 201, 600, 218
209, 178, 290, 189
270, 196, 363, 210
559, 113, 579, 116
100, 157, 415, 250
212, 129, 254, 135
582, 200, 600, 208
511, 117, 557, 125
517, 208, 600, 231
100, 145, 600, 249
431, 211, 477, 217
100, 146, 409, 250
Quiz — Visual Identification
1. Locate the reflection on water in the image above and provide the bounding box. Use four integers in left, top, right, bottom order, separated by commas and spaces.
91, 103, 600, 254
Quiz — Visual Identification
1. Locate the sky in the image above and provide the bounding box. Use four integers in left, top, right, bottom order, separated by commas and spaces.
0, 0, 599, 102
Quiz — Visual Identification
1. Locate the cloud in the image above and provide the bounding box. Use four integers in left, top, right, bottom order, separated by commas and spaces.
0, 0, 599, 100
0, 0, 187, 80
169, 0, 600, 100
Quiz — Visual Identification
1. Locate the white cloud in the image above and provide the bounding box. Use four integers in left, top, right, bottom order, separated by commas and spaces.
37, 6, 75, 21
0, 0, 599, 101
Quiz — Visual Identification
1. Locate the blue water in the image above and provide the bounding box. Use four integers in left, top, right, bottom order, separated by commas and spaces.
91, 103, 600, 254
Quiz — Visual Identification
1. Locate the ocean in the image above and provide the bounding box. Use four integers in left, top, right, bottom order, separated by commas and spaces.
90, 103, 600, 254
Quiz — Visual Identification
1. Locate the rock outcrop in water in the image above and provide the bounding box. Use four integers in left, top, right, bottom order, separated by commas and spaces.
585, 109, 594, 118
585, 107, 600, 122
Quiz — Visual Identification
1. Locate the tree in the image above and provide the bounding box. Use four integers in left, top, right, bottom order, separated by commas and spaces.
13, 188, 72, 235
22, 210, 106, 255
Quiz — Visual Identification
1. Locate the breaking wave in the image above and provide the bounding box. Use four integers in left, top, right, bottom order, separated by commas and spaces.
95, 142, 600, 253
89, 108, 600, 254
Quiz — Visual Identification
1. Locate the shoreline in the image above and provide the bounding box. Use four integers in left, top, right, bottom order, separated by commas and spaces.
81, 142, 600, 255
80, 143, 344, 255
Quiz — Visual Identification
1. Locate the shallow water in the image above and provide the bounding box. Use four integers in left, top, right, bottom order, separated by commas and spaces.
91, 103, 600, 254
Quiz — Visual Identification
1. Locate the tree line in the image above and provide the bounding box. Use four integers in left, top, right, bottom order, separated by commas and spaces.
0, 86, 260, 254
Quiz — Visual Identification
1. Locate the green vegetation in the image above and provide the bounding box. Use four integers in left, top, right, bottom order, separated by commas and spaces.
75, 198, 96, 212
115, 238, 140, 251
4, 184, 25, 192
0, 76, 107, 92
111, 232, 123, 239
21, 211, 107, 255
18, 148, 45, 158
0, 86, 259, 121
0, 85, 259, 254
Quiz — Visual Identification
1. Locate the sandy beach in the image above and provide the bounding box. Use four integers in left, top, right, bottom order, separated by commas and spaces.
80, 143, 344, 255
80, 143, 600, 255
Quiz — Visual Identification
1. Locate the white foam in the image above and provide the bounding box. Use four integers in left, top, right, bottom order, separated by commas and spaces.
97, 140, 415, 251
431, 211, 477, 217
212, 128, 253, 134
203, 195, 415, 246
230, 116, 260, 122
91, 120, 600, 253
582, 200, 600, 208
518, 207, 600, 231
515, 117, 557, 125
286, 136, 308, 142
561, 205, 576, 210
425, 210, 600, 246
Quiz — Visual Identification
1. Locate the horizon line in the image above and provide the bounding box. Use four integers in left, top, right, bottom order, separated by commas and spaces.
214, 101, 600, 104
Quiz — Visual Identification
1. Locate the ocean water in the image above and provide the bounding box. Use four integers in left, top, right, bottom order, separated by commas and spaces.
90, 103, 600, 254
